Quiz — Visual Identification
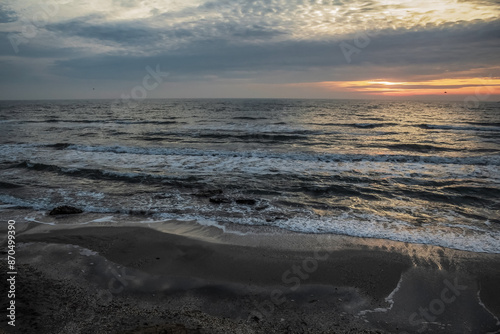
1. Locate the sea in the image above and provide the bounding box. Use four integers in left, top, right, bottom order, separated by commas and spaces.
1, 99, 499, 253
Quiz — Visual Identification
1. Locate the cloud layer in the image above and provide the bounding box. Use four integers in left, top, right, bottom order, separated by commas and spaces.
0, 0, 499, 99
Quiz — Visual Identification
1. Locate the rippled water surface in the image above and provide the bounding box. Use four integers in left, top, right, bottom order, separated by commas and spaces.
1, 99, 499, 252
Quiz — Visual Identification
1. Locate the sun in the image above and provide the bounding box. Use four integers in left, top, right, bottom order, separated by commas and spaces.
367, 81, 407, 86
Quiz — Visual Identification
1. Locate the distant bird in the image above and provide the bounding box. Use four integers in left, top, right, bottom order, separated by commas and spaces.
93, 88, 95, 90
444, 91, 447, 93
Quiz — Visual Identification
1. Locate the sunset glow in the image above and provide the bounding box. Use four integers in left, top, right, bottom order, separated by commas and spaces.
290, 77, 500, 97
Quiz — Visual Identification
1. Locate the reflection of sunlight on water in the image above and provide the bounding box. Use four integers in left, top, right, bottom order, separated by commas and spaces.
348, 238, 466, 271
297, 101, 496, 157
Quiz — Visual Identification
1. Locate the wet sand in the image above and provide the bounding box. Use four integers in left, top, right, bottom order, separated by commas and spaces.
1, 220, 500, 333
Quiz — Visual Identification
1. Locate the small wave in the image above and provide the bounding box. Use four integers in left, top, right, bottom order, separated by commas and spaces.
354, 123, 397, 129
21, 119, 98, 124
308, 122, 398, 128
197, 132, 308, 142
2, 143, 499, 167
46, 143, 72, 150
387, 144, 463, 153
443, 185, 500, 197
471, 148, 500, 153
291, 183, 379, 200
61, 144, 500, 166
13, 161, 202, 187
232, 116, 269, 120
18, 119, 181, 125
464, 122, 500, 127
415, 124, 500, 132
114, 120, 180, 125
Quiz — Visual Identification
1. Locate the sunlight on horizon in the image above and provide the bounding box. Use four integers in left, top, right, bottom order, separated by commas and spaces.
289, 77, 500, 97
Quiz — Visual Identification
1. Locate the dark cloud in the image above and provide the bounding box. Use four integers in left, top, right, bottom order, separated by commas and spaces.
44, 18, 500, 83
0, 32, 82, 58
0, 4, 16, 23
45, 14, 284, 50
351, 19, 500, 67
45, 18, 159, 45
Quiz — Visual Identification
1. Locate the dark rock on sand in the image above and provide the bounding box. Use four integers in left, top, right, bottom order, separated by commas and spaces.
49, 205, 83, 215
235, 198, 256, 205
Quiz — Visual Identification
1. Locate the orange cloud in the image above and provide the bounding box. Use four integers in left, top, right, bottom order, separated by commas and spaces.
290, 77, 500, 97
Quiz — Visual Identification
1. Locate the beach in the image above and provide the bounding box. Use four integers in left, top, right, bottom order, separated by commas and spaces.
1, 215, 499, 333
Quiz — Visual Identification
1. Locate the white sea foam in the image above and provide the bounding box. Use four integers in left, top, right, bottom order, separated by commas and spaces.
79, 248, 98, 256
5, 189, 495, 253
88, 216, 115, 223
1, 139, 499, 254
161, 210, 500, 254
3, 144, 499, 185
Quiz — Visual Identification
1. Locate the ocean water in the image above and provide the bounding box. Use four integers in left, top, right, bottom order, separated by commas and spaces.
1, 99, 499, 253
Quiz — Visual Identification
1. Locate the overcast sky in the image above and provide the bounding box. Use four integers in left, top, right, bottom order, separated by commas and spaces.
0, 0, 499, 100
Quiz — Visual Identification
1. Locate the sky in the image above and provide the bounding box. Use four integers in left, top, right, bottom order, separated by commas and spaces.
0, 0, 499, 100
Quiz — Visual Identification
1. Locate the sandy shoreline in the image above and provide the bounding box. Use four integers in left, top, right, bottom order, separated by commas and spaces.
1, 219, 500, 333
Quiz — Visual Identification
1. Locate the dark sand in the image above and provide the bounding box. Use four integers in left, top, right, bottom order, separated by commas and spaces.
1, 221, 500, 333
